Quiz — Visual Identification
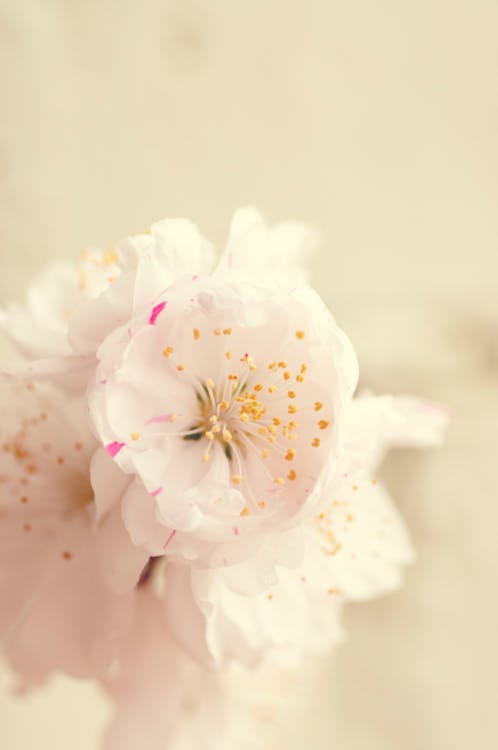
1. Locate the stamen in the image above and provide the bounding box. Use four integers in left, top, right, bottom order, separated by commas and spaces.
232, 474, 243, 485
287, 469, 297, 480
176, 363, 185, 372
312, 438, 320, 447
295, 330, 305, 339
162, 346, 174, 358
285, 448, 296, 461
130, 432, 140, 441
193, 328, 200, 340
318, 420, 329, 430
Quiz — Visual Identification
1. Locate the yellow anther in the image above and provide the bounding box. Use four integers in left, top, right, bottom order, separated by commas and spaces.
288, 420, 297, 429
289, 433, 298, 440
225, 351, 232, 360
288, 390, 296, 399
272, 417, 281, 426
278, 361, 287, 368
312, 438, 320, 448
268, 362, 278, 370
103, 248, 117, 265
209, 415, 218, 424
283, 371, 291, 380
318, 420, 329, 430
274, 476, 285, 485
267, 435, 276, 444
205, 431, 214, 440
130, 432, 140, 441
261, 448, 269, 458
268, 424, 276, 435
285, 448, 296, 461
314, 401, 323, 411
222, 428, 232, 442
202, 453, 210, 463
249, 363, 257, 371
268, 384, 277, 393
295, 330, 305, 339
228, 374, 238, 381
254, 383, 263, 392
240, 412, 249, 422
258, 427, 266, 435
288, 404, 297, 414
232, 474, 243, 485
206, 378, 215, 389
162, 346, 174, 357
287, 469, 297, 480
220, 400, 229, 410
300, 363, 307, 374
240, 507, 250, 517
258, 501, 267, 509
176, 363, 185, 371
193, 328, 200, 340
213, 328, 221, 336
296, 374, 304, 383
170, 413, 177, 423
223, 328, 232, 335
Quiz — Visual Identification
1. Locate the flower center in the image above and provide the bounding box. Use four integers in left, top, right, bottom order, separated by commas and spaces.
162, 328, 331, 494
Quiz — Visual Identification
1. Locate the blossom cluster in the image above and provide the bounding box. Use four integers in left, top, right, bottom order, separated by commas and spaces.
0, 208, 446, 748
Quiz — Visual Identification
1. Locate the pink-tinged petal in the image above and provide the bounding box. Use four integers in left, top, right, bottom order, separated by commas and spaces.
95, 504, 150, 593
145, 414, 175, 425
102, 589, 219, 750
163, 529, 177, 550
90, 447, 131, 519
6, 519, 135, 683
106, 441, 125, 458
148, 301, 167, 325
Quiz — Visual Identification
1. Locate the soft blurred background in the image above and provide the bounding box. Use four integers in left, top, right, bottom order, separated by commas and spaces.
0, 1, 496, 748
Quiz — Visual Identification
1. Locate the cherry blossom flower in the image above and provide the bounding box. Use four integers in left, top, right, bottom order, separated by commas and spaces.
88, 276, 358, 563
0, 207, 448, 700
0, 381, 146, 684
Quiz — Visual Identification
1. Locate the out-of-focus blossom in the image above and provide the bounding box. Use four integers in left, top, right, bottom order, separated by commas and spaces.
0, 381, 145, 684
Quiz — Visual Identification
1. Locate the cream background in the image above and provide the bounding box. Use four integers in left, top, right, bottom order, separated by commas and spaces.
0, 1, 497, 748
